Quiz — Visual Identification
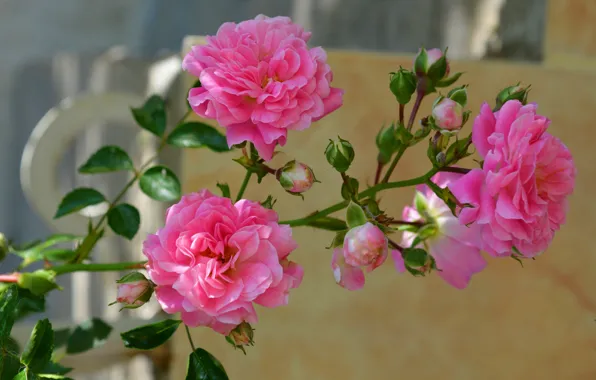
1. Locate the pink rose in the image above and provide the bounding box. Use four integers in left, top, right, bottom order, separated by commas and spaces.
182, 15, 344, 160
399, 173, 487, 289
143, 189, 303, 335
332, 222, 388, 290
449, 100, 576, 257
432, 98, 463, 131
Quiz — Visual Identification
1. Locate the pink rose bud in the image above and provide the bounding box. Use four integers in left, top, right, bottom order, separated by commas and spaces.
414, 48, 449, 80
344, 222, 388, 268
225, 322, 255, 354
276, 160, 317, 194
426, 48, 450, 77
110, 272, 153, 310
432, 98, 463, 131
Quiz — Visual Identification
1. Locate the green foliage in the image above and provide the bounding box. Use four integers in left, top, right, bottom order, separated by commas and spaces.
78, 146, 134, 174
17, 271, 60, 297
346, 202, 368, 229
54, 188, 106, 219
11, 234, 81, 269
216, 183, 231, 199
0, 336, 21, 379
131, 95, 167, 137
340, 176, 359, 201
121, 319, 181, 350
21, 319, 54, 373
167, 122, 229, 152
186, 348, 229, 380
139, 166, 181, 202
327, 230, 347, 249
107, 204, 140, 240
64, 318, 112, 355
305, 217, 347, 232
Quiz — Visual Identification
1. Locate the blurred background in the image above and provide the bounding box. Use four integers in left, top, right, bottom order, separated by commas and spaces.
0, 0, 572, 378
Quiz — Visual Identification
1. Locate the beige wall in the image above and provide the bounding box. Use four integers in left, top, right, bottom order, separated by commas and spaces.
171, 37, 596, 379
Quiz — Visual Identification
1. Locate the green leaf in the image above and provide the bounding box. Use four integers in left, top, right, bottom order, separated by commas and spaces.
40, 250, 76, 263
186, 348, 228, 380
41, 361, 72, 376
14, 289, 45, 321
0, 285, 19, 343
167, 122, 229, 152
305, 217, 347, 231
78, 146, 134, 174
107, 204, 140, 240
327, 230, 347, 249
120, 319, 181, 350
72, 229, 104, 263
14, 234, 81, 268
6, 337, 20, 354
66, 318, 112, 355
435, 72, 463, 88
216, 183, 231, 199
260, 195, 276, 210
340, 177, 360, 201
21, 319, 53, 373
346, 202, 368, 229
54, 188, 106, 219
12, 370, 30, 380
404, 248, 429, 267
0, 336, 21, 380
17, 271, 60, 296
52, 329, 70, 350
139, 166, 181, 202
131, 95, 167, 137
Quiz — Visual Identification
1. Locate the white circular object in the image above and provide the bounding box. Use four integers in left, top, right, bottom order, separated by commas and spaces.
20, 92, 145, 235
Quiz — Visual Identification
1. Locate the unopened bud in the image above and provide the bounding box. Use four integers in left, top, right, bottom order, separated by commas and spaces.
495, 84, 530, 111
376, 124, 400, 164
277, 161, 316, 194
225, 322, 254, 354
325, 137, 355, 173
432, 98, 463, 131
389, 69, 416, 104
343, 222, 388, 268
111, 272, 153, 309
414, 48, 449, 81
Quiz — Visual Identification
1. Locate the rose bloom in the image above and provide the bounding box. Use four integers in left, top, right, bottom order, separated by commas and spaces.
449, 100, 576, 257
143, 190, 303, 335
399, 173, 487, 289
182, 15, 344, 160
332, 222, 388, 290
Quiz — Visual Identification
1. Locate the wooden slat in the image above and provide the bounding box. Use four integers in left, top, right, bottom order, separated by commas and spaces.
544, 0, 596, 70
172, 37, 596, 380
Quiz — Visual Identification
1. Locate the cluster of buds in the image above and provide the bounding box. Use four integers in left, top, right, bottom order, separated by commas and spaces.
111, 272, 154, 310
